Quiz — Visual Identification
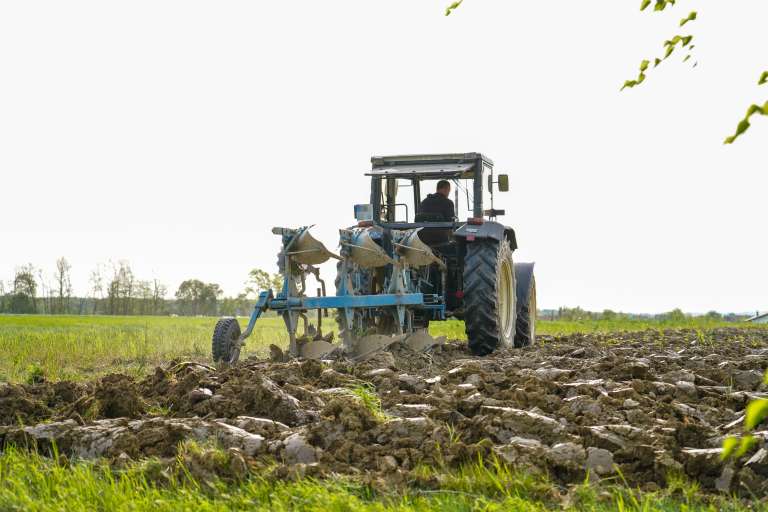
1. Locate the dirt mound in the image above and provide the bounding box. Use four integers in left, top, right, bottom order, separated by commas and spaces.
2, 327, 768, 496
0, 380, 89, 425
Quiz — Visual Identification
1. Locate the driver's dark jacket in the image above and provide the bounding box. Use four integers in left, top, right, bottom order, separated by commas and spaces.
416, 193, 455, 246
417, 193, 455, 222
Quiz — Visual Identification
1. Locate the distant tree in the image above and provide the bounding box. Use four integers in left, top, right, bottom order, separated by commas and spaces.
0, 280, 6, 313
89, 264, 105, 314
134, 280, 152, 315
704, 310, 723, 320
245, 268, 283, 297
660, 308, 687, 322
53, 257, 72, 314
107, 261, 135, 315
602, 309, 617, 320
151, 278, 167, 315
10, 265, 37, 314
557, 306, 592, 321
35, 268, 53, 314
175, 279, 203, 315
175, 279, 222, 316
219, 293, 251, 317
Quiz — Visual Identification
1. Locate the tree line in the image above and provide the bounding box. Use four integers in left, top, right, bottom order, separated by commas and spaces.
0, 258, 282, 317
540, 306, 749, 322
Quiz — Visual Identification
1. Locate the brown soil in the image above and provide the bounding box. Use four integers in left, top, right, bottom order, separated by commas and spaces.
1, 327, 767, 495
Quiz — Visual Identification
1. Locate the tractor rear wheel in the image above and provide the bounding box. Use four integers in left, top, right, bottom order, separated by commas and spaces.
212, 317, 240, 363
463, 238, 517, 355
514, 274, 536, 347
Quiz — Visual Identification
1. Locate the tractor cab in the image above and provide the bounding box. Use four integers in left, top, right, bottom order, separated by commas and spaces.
344, 153, 527, 343
362, 153, 509, 230
355, 154, 518, 312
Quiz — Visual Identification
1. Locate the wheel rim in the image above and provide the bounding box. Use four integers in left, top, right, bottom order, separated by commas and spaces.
499, 258, 514, 339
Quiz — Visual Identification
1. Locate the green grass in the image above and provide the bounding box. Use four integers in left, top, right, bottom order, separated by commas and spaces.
0, 315, 287, 382
0, 447, 759, 512
0, 314, 753, 383
349, 383, 389, 421
430, 317, 752, 339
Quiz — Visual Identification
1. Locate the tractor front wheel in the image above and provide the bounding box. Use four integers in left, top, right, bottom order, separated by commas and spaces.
212, 317, 241, 363
463, 238, 517, 355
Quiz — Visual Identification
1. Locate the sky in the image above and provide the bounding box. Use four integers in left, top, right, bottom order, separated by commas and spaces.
0, 1, 766, 314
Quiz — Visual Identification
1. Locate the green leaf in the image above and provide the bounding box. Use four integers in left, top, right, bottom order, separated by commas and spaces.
640, 0, 651, 10
444, 0, 463, 16
735, 435, 757, 458
724, 119, 751, 144
679, 11, 697, 26
621, 79, 638, 91
745, 398, 768, 430
722, 436, 739, 460
653, 0, 678, 11
759, 72, 768, 86
763, 370, 768, 385
621, 68, 647, 91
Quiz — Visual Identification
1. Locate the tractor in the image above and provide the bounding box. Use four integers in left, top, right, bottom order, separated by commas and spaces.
212, 153, 536, 363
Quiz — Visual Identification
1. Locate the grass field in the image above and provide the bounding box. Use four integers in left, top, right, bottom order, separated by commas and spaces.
0, 314, 763, 511
0, 314, 750, 383
0, 445, 758, 512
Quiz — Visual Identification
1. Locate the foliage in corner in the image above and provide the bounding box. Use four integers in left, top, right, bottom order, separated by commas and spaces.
442, 1, 765, 142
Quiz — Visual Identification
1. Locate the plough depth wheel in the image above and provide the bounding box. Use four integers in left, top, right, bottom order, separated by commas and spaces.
212, 317, 241, 364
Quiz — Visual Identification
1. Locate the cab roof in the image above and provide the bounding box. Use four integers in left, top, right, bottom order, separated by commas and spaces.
367, 153, 493, 179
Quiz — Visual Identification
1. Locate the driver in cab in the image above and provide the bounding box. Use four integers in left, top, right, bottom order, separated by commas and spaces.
418, 180, 455, 222
416, 180, 455, 246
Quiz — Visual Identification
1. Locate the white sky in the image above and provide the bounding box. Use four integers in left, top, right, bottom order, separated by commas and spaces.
1, 1, 766, 314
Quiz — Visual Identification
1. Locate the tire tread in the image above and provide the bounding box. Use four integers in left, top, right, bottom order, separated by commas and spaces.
463, 240, 514, 356
212, 317, 240, 363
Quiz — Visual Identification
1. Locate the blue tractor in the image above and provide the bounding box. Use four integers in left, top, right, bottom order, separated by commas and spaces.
212, 153, 536, 363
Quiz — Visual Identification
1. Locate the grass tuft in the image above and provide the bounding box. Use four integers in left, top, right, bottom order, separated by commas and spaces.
349, 383, 389, 421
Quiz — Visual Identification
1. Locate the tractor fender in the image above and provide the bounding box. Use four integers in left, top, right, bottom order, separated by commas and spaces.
454, 221, 518, 251
514, 262, 535, 307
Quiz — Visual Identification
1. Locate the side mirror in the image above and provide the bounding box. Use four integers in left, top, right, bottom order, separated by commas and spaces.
497, 174, 509, 192
354, 204, 373, 221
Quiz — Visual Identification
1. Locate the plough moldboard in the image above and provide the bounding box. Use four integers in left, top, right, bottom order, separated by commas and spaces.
213, 225, 447, 364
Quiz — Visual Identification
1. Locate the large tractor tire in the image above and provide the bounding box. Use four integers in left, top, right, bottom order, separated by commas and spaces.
212, 317, 240, 363
514, 263, 536, 347
463, 238, 517, 355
